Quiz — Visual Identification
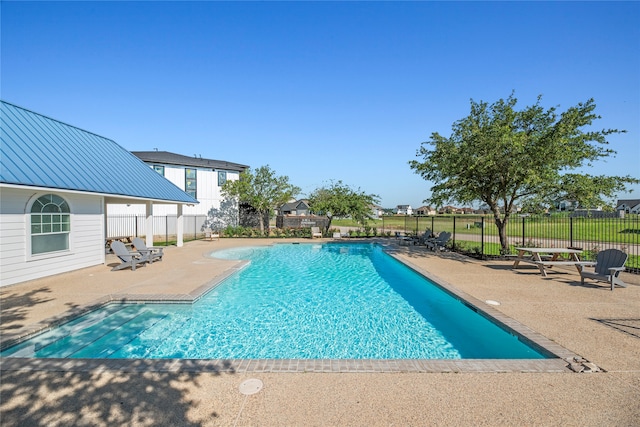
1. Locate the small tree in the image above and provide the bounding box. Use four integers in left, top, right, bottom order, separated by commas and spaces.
202, 196, 239, 232
221, 165, 300, 235
308, 180, 380, 232
409, 93, 639, 253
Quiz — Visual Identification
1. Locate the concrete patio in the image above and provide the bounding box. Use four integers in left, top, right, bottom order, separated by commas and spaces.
1, 238, 639, 426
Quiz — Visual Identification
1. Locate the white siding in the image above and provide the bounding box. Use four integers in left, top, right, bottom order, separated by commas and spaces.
0, 188, 105, 287
107, 164, 240, 217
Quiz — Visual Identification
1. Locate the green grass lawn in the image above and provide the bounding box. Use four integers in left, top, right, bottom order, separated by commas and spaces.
332, 215, 639, 270
333, 215, 639, 244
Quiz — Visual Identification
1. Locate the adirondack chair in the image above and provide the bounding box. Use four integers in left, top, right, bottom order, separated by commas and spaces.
415, 229, 433, 246
425, 231, 451, 252
577, 249, 628, 291
110, 240, 149, 271
311, 227, 323, 238
132, 237, 164, 263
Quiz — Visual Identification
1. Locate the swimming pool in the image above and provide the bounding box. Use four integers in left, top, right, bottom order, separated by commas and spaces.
1, 243, 548, 360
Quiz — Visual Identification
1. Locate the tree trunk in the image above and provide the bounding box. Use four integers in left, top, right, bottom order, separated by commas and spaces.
259, 210, 266, 235
325, 215, 333, 233
490, 205, 510, 254
496, 220, 510, 254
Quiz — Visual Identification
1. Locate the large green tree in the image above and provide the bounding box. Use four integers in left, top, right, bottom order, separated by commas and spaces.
308, 180, 380, 232
409, 94, 639, 253
221, 165, 300, 234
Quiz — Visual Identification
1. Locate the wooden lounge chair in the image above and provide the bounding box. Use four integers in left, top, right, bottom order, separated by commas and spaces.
110, 240, 149, 271
425, 231, 451, 252
132, 237, 164, 263
577, 248, 628, 291
311, 227, 323, 238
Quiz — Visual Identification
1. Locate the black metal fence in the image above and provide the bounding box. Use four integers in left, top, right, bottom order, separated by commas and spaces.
381, 214, 639, 272
107, 213, 639, 272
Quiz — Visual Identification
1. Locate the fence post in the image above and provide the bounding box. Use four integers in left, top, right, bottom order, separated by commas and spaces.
522, 217, 526, 247
452, 216, 456, 249
481, 216, 484, 257
570, 216, 574, 248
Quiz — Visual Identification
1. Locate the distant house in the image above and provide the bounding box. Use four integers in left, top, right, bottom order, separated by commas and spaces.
414, 206, 436, 216
371, 204, 385, 218
276, 199, 329, 230
616, 199, 640, 214
438, 205, 463, 214
0, 101, 197, 287
396, 205, 413, 215
108, 151, 248, 217
554, 199, 578, 211
279, 199, 311, 216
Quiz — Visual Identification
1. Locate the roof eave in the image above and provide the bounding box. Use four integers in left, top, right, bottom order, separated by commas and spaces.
0, 183, 199, 205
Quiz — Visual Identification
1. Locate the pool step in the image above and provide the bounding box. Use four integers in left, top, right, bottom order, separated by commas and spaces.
33, 307, 164, 358
69, 311, 170, 358
5, 304, 131, 357
108, 315, 193, 358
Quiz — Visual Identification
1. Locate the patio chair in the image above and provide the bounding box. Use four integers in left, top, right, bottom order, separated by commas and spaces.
110, 240, 149, 271
204, 228, 219, 241
311, 227, 323, 238
132, 237, 164, 263
425, 231, 451, 252
577, 249, 628, 291
415, 229, 433, 246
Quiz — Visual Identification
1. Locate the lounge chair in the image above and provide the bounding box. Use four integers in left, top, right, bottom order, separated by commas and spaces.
577, 249, 628, 291
311, 227, 323, 238
110, 240, 149, 271
425, 231, 451, 252
132, 237, 164, 263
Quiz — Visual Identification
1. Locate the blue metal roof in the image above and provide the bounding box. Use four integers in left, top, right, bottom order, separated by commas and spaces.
0, 100, 198, 204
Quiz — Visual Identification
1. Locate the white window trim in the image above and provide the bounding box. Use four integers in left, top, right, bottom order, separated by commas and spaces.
25, 193, 74, 261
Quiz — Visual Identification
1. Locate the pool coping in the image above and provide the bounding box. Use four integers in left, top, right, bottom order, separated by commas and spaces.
0, 242, 591, 374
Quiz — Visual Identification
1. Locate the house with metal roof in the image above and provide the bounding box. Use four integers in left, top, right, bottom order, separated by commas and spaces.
107, 151, 248, 220
278, 199, 311, 216
0, 100, 198, 287
616, 199, 640, 215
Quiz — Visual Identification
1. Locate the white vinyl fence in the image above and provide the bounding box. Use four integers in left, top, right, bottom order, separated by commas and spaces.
106, 214, 208, 243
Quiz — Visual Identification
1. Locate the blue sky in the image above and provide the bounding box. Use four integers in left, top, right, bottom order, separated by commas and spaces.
2, 1, 639, 209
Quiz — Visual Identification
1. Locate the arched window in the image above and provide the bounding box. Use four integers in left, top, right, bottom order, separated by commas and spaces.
30, 194, 70, 255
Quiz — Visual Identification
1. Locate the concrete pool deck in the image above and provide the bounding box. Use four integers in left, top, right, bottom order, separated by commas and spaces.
1, 238, 639, 425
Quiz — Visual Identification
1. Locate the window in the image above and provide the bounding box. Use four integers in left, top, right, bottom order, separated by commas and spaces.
30, 194, 70, 255
185, 168, 197, 198
218, 171, 227, 187
153, 165, 165, 176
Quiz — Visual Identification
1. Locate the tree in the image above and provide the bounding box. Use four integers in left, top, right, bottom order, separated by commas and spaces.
221, 165, 300, 234
308, 180, 380, 232
409, 93, 639, 253
202, 196, 239, 232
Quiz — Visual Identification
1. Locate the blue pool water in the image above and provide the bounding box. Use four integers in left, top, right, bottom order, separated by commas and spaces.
1, 243, 546, 360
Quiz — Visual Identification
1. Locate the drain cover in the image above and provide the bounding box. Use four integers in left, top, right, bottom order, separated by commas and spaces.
239, 378, 263, 395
